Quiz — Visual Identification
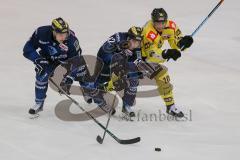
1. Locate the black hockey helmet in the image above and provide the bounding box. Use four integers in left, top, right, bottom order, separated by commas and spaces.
52, 17, 69, 33
151, 8, 168, 22
128, 26, 143, 41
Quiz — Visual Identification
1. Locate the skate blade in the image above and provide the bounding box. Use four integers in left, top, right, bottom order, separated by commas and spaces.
29, 113, 40, 119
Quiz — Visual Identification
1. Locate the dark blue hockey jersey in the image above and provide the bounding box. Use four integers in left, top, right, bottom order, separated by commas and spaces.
23, 25, 82, 64
96, 32, 141, 84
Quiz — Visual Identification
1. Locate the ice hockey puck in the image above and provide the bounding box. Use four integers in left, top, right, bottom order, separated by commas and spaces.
155, 148, 161, 152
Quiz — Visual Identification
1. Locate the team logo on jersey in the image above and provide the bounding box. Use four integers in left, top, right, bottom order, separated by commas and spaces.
147, 31, 158, 41
59, 43, 69, 52
48, 46, 58, 55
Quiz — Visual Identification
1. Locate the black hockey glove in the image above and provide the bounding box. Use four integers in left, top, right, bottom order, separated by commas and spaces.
177, 35, 194, 51
34, 58, 49, 76
60, 75, 74, 95
162, 49, 181, 61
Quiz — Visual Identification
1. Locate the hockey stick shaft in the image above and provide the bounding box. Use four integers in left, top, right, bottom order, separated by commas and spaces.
191, 0, 224, 37
97, 94, 117, 144
49, 78, 140, 144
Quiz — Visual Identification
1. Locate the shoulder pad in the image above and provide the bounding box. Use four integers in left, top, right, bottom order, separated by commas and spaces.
69, 30, 76, 36
167, 20, 177, 30
37, 25, 52, 34
34, 26, 52, 39
115, 32, 128, 43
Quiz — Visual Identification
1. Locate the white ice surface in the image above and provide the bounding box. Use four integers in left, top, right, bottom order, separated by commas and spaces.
0, 0, 240, 160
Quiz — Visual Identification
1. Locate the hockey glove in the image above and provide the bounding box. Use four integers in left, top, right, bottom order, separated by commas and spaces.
177, 35, 193, 51
34, 58, 49, 76
60, 75, 74, 95
162, 49, 181, 61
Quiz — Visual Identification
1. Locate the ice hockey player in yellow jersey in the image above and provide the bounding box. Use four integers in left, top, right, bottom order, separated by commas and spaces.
139, 8, 194, 118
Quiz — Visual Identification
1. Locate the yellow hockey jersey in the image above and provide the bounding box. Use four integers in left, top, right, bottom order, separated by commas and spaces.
141, 20, 183, 63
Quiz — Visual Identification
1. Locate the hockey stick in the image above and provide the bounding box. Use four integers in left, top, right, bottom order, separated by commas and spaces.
96, 94, 117, 144
191, 0, 224, 37
181, 0, 224, 50
49, 78, 141, 145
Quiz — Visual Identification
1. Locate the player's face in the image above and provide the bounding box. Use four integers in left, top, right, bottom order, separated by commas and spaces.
153, 20, 166, 32
53, 31, 68, 43
129, 39, 141, 50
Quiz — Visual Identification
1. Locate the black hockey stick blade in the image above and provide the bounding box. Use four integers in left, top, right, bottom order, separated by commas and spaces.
117, 136, 141, 145
97, 135, 140, 145
96, 135, 103, 144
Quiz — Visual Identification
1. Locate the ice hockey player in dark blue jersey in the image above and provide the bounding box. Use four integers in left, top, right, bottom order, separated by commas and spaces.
23, 17, 85, 116
92, 26, 143, 117
60, 27, 143, 117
